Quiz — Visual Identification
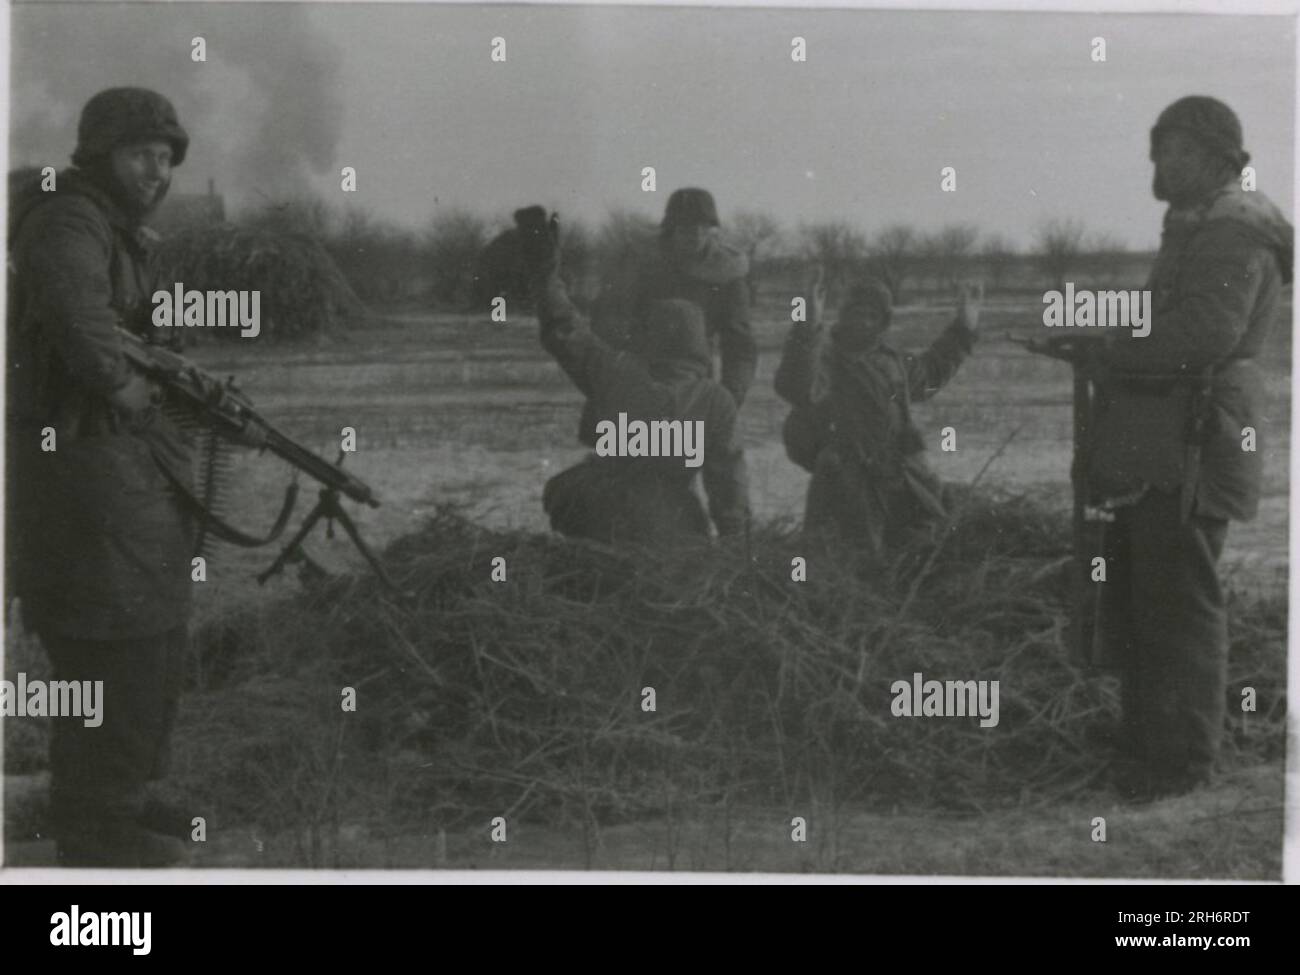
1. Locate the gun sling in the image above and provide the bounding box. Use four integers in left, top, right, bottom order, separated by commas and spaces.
154, 453, 300, 548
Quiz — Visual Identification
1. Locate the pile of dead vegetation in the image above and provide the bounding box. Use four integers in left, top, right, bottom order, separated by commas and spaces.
179, 489, 1286, 851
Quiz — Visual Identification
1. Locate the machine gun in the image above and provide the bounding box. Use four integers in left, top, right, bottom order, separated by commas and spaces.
1007, 331, 1111, 666
116, 327, 402, 593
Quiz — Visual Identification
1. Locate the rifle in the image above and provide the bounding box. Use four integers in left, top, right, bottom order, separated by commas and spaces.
115, 327, 402, 594
1007, 331, 1110, 667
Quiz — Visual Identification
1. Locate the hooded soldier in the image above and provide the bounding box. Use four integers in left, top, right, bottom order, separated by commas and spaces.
6, 87, 197, 866
593, 188, 756, 407
1090, 96, 1293, 800
775, 274, 981, 563
529, 238, 750, 544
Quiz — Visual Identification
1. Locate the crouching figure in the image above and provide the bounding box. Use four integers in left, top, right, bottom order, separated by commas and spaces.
775, 271, 981, 563
534, 265, 751, 546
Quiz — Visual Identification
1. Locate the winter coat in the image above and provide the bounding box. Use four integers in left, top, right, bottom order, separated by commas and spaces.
536, 275, 750, 542
6, 169, 195, 639
592, 237, 755, 406
775, 317, 976, 552
1092, 181, 1293, 521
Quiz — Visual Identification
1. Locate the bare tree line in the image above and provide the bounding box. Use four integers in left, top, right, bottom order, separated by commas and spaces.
733, 215, 1134, 304
148, 180, 1139, 309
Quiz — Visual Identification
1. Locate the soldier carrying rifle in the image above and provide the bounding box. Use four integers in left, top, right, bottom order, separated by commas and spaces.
1030, 96, 1293, 801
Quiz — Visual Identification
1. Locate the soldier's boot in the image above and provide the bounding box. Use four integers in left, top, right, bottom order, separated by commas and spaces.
1111, 760, 1150, 803
56, 811, 192, 868
1113, 762, 1211, 804
58, 825, 192, 868
138, 794, 198, 840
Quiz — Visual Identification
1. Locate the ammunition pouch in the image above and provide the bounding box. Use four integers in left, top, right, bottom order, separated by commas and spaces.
1088, 369, 1216, 501
782, 401, 828, 473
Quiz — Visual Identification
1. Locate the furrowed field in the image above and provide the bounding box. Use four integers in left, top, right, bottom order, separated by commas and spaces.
4, 293, 1290, 876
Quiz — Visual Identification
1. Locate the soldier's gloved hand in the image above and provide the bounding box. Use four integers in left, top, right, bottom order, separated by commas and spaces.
107, 373, 162, 419
515, 205, 559, 278
956, 280, 984, 333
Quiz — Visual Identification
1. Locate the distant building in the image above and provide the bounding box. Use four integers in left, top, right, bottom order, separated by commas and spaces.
152, 178, 226, 236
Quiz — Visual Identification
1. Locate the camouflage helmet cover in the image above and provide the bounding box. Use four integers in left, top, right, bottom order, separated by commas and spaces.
72, 87, 189, 168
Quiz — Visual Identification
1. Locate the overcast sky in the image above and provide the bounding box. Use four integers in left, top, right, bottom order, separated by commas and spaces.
8, 2, 1295, 249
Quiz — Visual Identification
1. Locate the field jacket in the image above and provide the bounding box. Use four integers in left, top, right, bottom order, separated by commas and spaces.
592, 239, 756, 406
6, 169, 194, 639
1091, 182, 1293, 521
776, 317, 975, 493
536, 273, 750, 538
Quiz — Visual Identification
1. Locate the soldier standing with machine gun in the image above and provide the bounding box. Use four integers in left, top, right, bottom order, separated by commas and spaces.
1025, 97, 1292, 801
7, 88, 392, 867
6, 88, 205, 866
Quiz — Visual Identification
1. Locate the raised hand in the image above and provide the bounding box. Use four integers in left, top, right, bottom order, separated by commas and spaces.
515, 205, 558, 277
806, 262, 827, 328
107, 372, 161, 418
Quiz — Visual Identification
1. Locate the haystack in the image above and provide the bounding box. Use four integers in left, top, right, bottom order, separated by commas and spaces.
184, 490, 1286, 845
156, 224, 368, 341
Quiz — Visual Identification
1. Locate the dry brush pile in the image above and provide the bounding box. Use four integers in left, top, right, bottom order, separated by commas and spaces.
182, 490, 1286, 850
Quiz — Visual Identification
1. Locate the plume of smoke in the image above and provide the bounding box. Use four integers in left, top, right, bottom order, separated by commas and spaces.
9, 3, 344, 206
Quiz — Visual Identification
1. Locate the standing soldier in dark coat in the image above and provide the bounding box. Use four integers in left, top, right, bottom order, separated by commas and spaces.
594, 188, 756, 407
523, 217, 750, 544
1091, 96, 1293, 800
775, 273, 980, 564
6, 88, 198, 866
